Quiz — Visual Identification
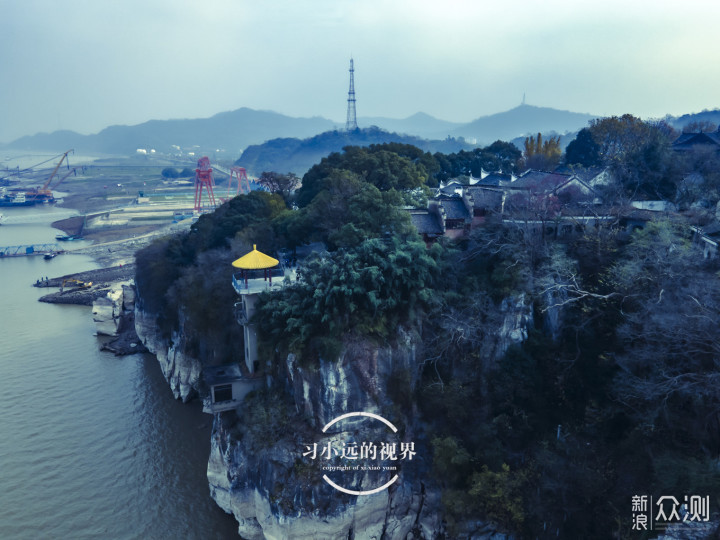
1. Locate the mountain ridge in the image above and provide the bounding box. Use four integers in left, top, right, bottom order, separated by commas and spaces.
6, 104, 716, 158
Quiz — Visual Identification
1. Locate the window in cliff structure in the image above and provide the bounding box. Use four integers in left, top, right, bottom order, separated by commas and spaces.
213, 384, 233, 403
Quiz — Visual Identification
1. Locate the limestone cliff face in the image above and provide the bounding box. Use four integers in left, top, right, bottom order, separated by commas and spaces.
207, 328, 443, 539
205, 300, 533, 539
208, 415, 439, 540
134, 307, 201, 402
541, 287, 568, 343
285, 328, 420, 429
92, 282, 130, 336
495, 294, 534, 359
93, 282, 147, 355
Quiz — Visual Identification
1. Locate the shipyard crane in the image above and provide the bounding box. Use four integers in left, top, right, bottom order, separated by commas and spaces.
51, 167, 78, 191
40, 149, 73, 194
194, 156, 217, 212
26, 149, 74, 203
228, 167, 251, 198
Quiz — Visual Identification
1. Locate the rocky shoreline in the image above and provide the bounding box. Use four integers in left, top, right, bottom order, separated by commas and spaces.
35, 263, 147, 355
35, 264, 136, 305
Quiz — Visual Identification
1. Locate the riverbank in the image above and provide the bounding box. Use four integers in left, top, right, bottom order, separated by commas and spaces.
0, 156, 241, 538
0, 244, 239, 539
35, 264, 136, 304
51, 212, 193, 267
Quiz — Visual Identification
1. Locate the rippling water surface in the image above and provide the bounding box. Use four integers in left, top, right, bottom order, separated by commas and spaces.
0, 207, 238, 539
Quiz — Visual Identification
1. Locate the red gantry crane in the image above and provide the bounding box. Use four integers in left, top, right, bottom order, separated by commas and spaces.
228, 166, 251, 198
194, 156, 217, 213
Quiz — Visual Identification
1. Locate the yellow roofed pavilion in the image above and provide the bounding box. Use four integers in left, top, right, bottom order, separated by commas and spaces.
232, 245, 279, 270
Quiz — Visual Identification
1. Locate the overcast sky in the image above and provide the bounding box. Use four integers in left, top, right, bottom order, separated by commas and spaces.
1, 0, 719, 143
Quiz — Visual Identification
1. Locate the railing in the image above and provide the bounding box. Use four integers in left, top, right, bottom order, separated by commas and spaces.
0, 243, 62, 257
232, 268, 287, 295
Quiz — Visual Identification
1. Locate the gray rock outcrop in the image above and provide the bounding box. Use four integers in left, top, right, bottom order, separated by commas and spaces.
92, 281, 147, 355
92, 283, 128, 336
134, 307, 201, 402
204, 294, 534, 539
206, 329, 443, 539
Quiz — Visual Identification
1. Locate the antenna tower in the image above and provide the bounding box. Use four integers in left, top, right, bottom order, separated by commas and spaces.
345, 58, 357, 131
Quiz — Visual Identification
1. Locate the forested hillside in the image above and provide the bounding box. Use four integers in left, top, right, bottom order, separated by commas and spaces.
136, 126, 720, 537
235, 126, 472, 175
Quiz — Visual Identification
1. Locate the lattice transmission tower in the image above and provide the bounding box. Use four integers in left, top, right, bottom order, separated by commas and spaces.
345, 58, 358, 131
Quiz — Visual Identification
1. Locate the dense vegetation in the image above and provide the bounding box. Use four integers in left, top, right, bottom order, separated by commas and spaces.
235, 126, 472, 176
134, 190, 287, 361
136, 127, 720, 537
420, 220, 720, 537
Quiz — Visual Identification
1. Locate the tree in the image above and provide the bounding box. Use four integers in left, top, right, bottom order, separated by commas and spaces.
161, 167, 180, 179
301, 170, 414, 250
608, 221, 720, 453
677, 145, 720, 207
564, 128, 601, 167
432, 142, 521, 183
255, 236, 442, 360
166, 247, 245, 363
588, 115, 680, 199
297, 144, 430, 207
256, 171, 301, 198
588, 114, 648, 162
682, 120, 717, 133
522, 133, 561, 170
190, 190, 287, 250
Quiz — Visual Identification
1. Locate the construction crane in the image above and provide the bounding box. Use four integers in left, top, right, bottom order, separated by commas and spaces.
194, 156, 217, 213
51, 167, 77, 191
27, 149, 74, 203
228, 167, 251, 198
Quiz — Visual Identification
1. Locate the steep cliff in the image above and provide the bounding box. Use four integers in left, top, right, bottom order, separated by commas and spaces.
92, 282, 148, 355
495, 294, 534, 358
207, 328, 444, 539
92, 282, 130, 337
134, 307, 202, 402
206, 297, 532, 539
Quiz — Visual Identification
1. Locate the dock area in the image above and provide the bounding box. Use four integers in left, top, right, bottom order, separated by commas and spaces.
35, 264, 136, 305
0, 243, 63, 257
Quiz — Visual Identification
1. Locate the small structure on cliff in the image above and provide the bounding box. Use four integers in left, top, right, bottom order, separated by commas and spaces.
231, 244, 284, 373
202, 364, 260, 414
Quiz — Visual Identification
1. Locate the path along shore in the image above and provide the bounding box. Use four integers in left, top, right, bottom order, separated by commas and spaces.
35, 213, 193, 354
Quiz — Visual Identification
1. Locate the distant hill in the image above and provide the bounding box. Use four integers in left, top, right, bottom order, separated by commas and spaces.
236, 127, 473, 176
5, 104, 608, 161
668, 109, 720, 131
7, 108, 337, 156
453, 104, 597, 145
358, 112, 463, 139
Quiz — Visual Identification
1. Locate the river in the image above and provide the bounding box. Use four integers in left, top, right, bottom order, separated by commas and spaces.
0, 205, 238, 539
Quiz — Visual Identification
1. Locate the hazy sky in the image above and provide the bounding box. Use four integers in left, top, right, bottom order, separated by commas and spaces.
2, 0, 719, 143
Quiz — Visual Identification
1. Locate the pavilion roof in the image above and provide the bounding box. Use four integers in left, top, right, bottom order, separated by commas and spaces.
232, 245, 279, 270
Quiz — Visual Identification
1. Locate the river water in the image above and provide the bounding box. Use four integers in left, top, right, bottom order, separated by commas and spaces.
0, 206, 238, 539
